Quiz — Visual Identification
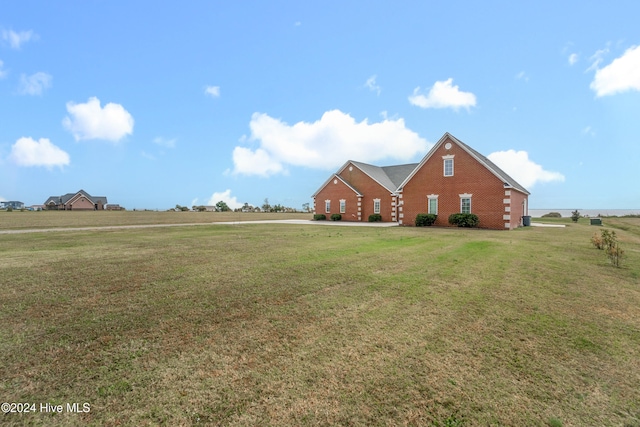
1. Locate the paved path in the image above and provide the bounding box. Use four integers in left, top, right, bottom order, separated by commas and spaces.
0, 219, 399, 235
530, 222, 566, 228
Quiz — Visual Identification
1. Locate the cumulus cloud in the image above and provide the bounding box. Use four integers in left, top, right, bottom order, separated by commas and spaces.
487, 150, 565, 189
409, 78, 477, 110
232, 110, 429, 177
19, 72, 52, 95
2, 29, 35, 49
62, 97, 134, 142
205, 86, 220, 97
365, 75, 381, 95
207, 189, 243, 210
590, 45, 640, 97
9, 137, 70, 168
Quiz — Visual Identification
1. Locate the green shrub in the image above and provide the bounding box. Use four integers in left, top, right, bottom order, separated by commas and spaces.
448, 213, 479, 228
368, 214, 382, 222
415, 213, 437, 226
313, 214, 326, 221
541, 212, 562, 218
330, 213, 342, 221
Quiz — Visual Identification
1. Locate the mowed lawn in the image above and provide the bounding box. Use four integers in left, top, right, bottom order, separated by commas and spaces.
1, 213, 639, 426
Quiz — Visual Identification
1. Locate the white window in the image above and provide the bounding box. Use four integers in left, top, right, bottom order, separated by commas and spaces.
443, 155, 455, 177
325, 200, 331, 213
373, 199, 381, 214
339, 199, 346, 213
461, 197, 471, 214
427, 195, 438, 215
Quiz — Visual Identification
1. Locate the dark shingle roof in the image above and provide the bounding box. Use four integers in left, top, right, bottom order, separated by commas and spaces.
350, 161, 418, 193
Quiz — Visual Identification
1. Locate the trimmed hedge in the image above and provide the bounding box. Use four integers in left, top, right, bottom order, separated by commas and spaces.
368, 214, 382, 222
313, 214, 326, 221
415, 213, 437, 226
330, 214, 342, 221
448, 213, 479, 228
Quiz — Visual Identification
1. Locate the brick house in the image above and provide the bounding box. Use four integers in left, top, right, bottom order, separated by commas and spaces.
312, 133, 530, 230
44, 190, 108, 211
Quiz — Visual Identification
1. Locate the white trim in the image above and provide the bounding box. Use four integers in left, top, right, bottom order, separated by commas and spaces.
339, 199, 346, 214
503, 215, 511, 220
460, 194, 472, 214
505, 206, 511, 212
373, 198, 381, 214
443, 158, 454, 177
325, 200, 331, 213
459, 193, 472, 198
503, 198, 510, 204
504, 223, 511, 228
427, 195, 438, 215
504, 190, 511, 196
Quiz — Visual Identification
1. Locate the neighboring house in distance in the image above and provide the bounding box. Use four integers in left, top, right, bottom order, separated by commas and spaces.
312, 132, 530, 230
44, 190, 108, 211
1, 201, 25, 210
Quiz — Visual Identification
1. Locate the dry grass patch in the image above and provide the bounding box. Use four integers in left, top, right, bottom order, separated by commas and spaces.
0, 210, 311, 230
1, 219, 639, 426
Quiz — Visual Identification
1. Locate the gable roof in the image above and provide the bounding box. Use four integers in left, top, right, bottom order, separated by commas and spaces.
397, 133, 530, 195
44, 190, 108, 206
312, 132, 530, 198
311, 173, 363, 198
346, 161, 418, 194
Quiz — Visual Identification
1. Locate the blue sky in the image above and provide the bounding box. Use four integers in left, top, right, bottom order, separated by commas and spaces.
1, 1, 639, 211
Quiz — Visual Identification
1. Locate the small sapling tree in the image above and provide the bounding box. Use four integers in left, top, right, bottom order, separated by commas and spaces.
571, 210, 580, 223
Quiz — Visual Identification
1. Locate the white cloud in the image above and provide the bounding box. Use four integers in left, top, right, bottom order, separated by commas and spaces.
233, 146, 285, 176
590, 45, 640, 97
207, 189, 243, 210
62, 97, 134, 142
19, 72, 52, 95
487, 150, 565, 189
232, 110, 429, 176
515, 71, 529, 82
153, 137, 176, 148
409, 78, 477, 110
365, 75, 381, 95
205, 86, 220, 97
587, 46, 610, 72
2, 29, 35, 49
0, 60, 7, 79
568, 53, 578, 65
9, 137, 70, 168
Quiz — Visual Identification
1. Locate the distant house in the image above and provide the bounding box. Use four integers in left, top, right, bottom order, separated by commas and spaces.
44, 190, 108, 211
312, 132, 530, 230
1, 201, 25, 210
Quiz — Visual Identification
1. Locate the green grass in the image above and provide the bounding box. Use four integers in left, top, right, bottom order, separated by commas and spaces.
1, 214, 639, 426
